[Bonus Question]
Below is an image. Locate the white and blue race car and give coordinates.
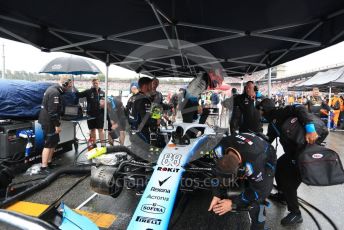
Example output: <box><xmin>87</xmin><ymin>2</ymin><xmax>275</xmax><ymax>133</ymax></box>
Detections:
<box><xmin>90</xmin><ymin>123</ymin><xmax>230</xmax><ymax>230</ymax></box>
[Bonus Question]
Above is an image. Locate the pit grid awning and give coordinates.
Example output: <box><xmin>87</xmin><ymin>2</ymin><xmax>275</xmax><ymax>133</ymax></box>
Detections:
<box><xmin>288</xmin><ymin>67</ymin><xmax>344</xmax><ymax>91</ymax></box>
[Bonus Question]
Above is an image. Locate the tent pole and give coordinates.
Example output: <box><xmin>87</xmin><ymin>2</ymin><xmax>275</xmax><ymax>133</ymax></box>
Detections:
<box><xmin>103</xmin><ymin>54</ymin><xmax>110</xmax><ymax>144</ymax></box>
<box><xmin>2</xmin><ymin>44</ymin><xmax>5</xmax><ymax>79</ymax></box>
<box><xmin>327</xmin><ymin>86</ymin><xmax>332</xmax><ymax>130</ymax></box>
<box><xmin>268</xmin><ymin>67</ymin><xmax>272</xmax><ymax>98</ymax></box>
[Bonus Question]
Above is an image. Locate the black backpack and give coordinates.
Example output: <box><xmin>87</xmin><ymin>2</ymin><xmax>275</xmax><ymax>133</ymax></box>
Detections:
<box><xmin>280</xmin><ymin>114</ymin><xmax>328</xmax><ymax>146</ymax></box>
<box><xmin>298</xmin><ymin>144</ymin><xmax>344</xmax><ymax>186</ymax></box>
<box><xmin>274</xmin><ymin>116</ymin><xmax>344</xmax><ymax>186</ymax></box>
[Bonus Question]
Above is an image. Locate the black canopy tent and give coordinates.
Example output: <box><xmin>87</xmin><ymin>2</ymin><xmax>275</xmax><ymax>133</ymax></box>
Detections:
<box><xmin>1</xmin><ymin>0</ymin><xmax>344</xmax><ymax>78</ymax></box>
<box><xmin>1</xmin><ymin>0</ymin><xmax>344</xmax><ymax>135</ymax></box>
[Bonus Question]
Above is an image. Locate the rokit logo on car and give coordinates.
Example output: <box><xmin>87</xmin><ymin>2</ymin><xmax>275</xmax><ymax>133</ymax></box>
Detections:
<box><xmin>141</xmin><ymin>203</ymin><xmax>166</xmax><ymax>214</ymax></box>
<box><xmin>151</xmin><ymin>187</ymin><xmax>171</xmax><ymax>193</ymax></box>
<box><xmin>146</xmin><ymin>194</ymin><xmax>169</xmax><ymax>202</ymax></box>
<box><xmin>157</xmin><ymin>167</ymin><xmax>180</xmax><ymax>173</ymax></box>
<box><xmin>135</xmin><ymin>216</ymin><xmax>161</xmax><ymax>225</ymax></box>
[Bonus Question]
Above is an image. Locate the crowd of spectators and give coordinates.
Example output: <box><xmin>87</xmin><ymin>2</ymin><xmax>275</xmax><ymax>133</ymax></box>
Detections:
<box><xmin>257</xmin><ymin>79</ymin><xmax>305</xmax><ymax>96</ymax></box>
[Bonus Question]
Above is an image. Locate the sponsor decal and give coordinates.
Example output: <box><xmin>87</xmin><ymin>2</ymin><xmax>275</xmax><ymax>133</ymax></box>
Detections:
<box><xmin>252</xmin><ymin>172</ymin><xmax>263</xmax><ymax>182</ymax></box>
<box><xmin>51</xmin><ymin>64</ymin><xmax>62</xmax><ymax>70</ymax></box>
<box><xmin>245</xmin><ymin>163</ymin><xmax>254</xmax><ymax>177</ymax></box>
<box><xmin>243</xmin><ymin>132</ymin><xmax>256</xmax><ymax>137</ymax></box>
<box><xmin>235</xmin><ymin>135</ymin><xmax>253</xmax><ymax>145</ymax></box>
<box><xmin>53</xmin><ymin>96</ymin><xmax>59</xmax><ymax>104</ymax></box>
<box><xmin>158</xmin><ymin>176</ymin><xmax>171</xmax><ymax>186</ymax></box>
<box><xmin>157</xmin><ymin>167</ymin><xmax>180</xmax><ymax>173</ymax></box>
<box><xmin>141</xmin><ymin>203</ymin><xmax>166</xmax><ymax>214</ymax></box>
<box><xmin>151</xmin><ymin>186</ymin><xmax>170</xmax><ymax>193</ymax></box>
<box><xmin>291</xmin><ymin>118</ymin><xmax>298</xmax><ymax>124</ymax></box>
<box><xmin>146</xmin><ymin>194</ymin><xmax>169</xmax><ymax>202</ymax></box>
<box><xmin>135</xmin><ymin>216</ymin><xmax>161</xmax><ymax>225</ymax></box>
<box><xmin>214</xmin><ymin>146</ymin><xmax>223</xmax><ymax>158</ymax></box>
<box><xmin>161</xmin><ymin>153</ymin><xmax>182</xmax><ymax>166</ymax></box>
<box><xmin>312</xmin><ymin>153</ymin><xmax>323</xmax><ymax>159</ymax></box>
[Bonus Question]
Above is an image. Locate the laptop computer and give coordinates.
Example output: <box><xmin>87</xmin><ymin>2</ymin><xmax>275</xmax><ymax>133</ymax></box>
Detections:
<box><xmin>62</xmin><ymin>105</ymin><xmax>82</xmax><ymax>120</ymax></box>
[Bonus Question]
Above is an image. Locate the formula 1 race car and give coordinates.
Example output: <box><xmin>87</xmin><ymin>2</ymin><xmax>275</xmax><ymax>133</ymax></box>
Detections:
<box><xmin>90</xmin><ymin>123</ymin><xmax>230</xmax><ymax>230</ymax></box>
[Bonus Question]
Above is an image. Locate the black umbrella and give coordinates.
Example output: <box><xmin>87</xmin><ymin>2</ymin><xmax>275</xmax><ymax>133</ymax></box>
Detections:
<box><xmin>39</xmin><ymin>56</ymin><xmax>101</xmax><ymax>75</ymax></box>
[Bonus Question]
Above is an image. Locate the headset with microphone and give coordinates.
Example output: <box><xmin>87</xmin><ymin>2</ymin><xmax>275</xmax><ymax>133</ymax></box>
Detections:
<box><xmin>62</xmin><ymin>78</ymin><xmax>72</xmax><ymax>88</ymax></box>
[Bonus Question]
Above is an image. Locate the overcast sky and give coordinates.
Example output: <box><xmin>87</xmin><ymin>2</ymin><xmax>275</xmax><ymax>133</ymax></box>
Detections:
<box><xmin>1</xmin><ymin>37</ymin><xmax>344</xmax><ymax>79</ymax></box>
<box><xmin>0</xmin><ymin>38</ymin><xmax>138</xmax><ymax>79</ymax></box>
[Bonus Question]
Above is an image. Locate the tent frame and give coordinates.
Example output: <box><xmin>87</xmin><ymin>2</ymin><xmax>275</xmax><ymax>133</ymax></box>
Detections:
<box><xmin>1</xmin><ymin>6</ymin><xmax>344</xmax><ymax>77</ymax></box>
<box><xmin>2</xmin><ymin>3</ymin><xmax>344</xmax><ymax>141</ymax></box>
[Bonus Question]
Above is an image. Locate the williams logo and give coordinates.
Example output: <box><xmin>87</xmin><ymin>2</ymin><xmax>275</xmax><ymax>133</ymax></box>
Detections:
<box><xmin>157</xmin><ymin>167</ymin><xmax>180</xmax><ymax>173</ymax></box>
<box><xmin>135</xmin><ymin>216</ymin><xmax>161</xmax><ymax>225</ymax></box>
<box><xmin>141</xmin><ymin>203</ymin><xmax>166</xmax><ymax>214</ymax></box>
<box><xmin>291</xmin><ymin>118</ymin><xmax>298</xmax><ymax>124</ymax></box>
<box><xmin>147</xmin><ymin>194</ymin><xmax>169</xmax><ymax>202</ymax></box>
<box><xmin>159</xmin><ymin>176</ymin><xmax>171</xmax><ymax>186</ymax></box>
<box><xmin>312</xmin><ymin>153</ymin><xmax>323</xmax><ymax>159</ymax></box>
<box><xmin>151</xmin><ymin>186</ymin><xmax>170</xmax><ymax>193</ymax></box>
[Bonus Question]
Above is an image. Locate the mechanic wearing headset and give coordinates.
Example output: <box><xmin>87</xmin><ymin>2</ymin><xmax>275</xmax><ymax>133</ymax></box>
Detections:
<box><xmin>256</xmin><ymin>98</ymin><xmax>319</xmax><ymax>226</ymax></box>
<box><xmin>209</xmin><ymin>133</ymin><xmax>276</xmax><ymax>230</ymax></box>
<box><xmin>38</xmin><ymin>75</ymin><xmax>73</xmax><ymax>174</ymax></box>
<box><xmin>230</xmin><ymin>81</ymin><xmax>264</xmax><ymax>135</ymax></box>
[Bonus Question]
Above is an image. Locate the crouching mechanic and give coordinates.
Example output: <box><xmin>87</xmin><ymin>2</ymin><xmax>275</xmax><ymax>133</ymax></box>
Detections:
<box><xmin>208</xmin><ymin>133</ymin><xmax>276</xmax><ymax>230</ymax></box>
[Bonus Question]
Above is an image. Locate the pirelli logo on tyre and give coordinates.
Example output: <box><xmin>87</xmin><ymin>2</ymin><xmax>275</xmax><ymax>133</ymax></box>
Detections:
<box><xmin>135</xmin><ymin>216</ymin><xmax>161</xmax><ymax>225</ymax></box>
<box><xmin>141</xmin><ymin>203</ymin><xmax>166</xmax><ymax>214</ymax></box>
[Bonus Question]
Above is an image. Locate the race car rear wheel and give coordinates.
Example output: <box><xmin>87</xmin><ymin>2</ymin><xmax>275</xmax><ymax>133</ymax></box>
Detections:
<box><xmin>90</xmin><ymin>166</ymin><xmax>123</xmax><ymax>198</ymax></box>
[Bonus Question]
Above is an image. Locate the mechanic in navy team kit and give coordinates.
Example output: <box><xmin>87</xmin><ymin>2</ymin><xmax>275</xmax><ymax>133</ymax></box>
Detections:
<box><xmin>256</xmin><ymin>98</ymin><xmax>321</xmax><ymax>226</ymax></box>
<box><xmin>230</xmin><ymin>81</ymin><xmax>264</xmax><ymax>134</ymax></box>
<box><xmin>209</xmin><ymin>133</ymin><xmax>276</xmax><ymax>230</ymax></box>
<box><xmin>77</xmin><ymin>78</ymin><xmax>106</xmax><ymax>146</ymax></box>
<box><xmin>38</xmin><ymin>75</ymin><xmax>73</xmax><ymax>174</ymax></box>
<box><xmin>126</xmin><ymin>77</ymin><xmax>159</xmax><ymax>144</ymax></box>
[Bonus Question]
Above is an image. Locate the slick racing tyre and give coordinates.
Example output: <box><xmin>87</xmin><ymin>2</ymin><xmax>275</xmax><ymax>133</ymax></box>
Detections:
<box><xmin>90</xmin><ymin>166</ymin><xmax>124</xmax><ymax>198</ymax></box>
